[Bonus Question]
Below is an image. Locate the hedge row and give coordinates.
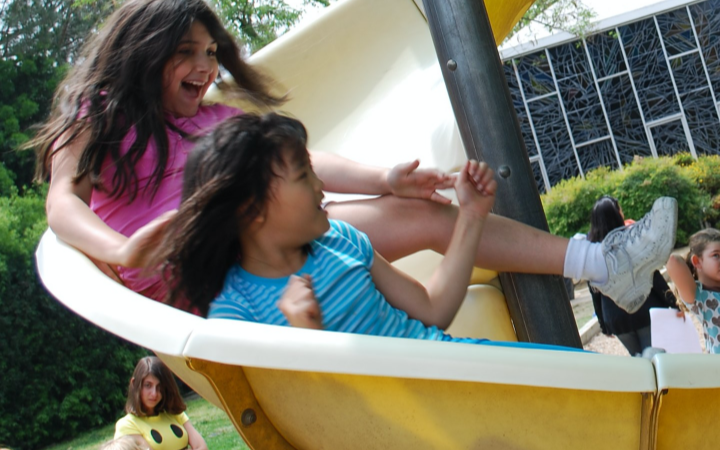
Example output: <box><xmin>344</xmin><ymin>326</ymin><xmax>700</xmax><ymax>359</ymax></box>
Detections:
<box><xmin>0</xmin><ymin>165</ymin><xmax>148</xmax><ymax>450</ymax></box>
<box><xmin>542</xmin><ymin>154</ymin><xmax>720</xmax><ymax>246</ymax></box>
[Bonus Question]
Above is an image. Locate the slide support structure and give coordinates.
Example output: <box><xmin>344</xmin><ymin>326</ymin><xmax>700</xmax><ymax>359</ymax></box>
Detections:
<box><xmin>422</xmin><ymin>0</ymin><xmax>582</xmax><ymax>347</ymax></box>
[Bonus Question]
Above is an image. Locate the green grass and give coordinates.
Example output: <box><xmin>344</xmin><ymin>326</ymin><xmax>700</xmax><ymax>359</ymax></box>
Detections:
<box><xmin>44</xmin><ymin>397</ymin><xmax>249</xmax><ymax>450</ymax></box>
<box><xmin>185</xmin><ymin>397</ymin><xmax>248</xmax><ymax>450</ymax></box>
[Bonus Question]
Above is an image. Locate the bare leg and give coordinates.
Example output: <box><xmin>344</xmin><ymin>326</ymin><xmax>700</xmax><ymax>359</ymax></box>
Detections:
<box><xmin>325</xmin><ymin>195</ymin><xmax>568</xmax><ymax>274</ymax></box>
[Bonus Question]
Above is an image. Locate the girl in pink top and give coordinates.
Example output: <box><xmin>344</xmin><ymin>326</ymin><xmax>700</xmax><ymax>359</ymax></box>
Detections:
<box><xmin>33</xmin><ymin>0</ymin><xmax>674</xmax><ymax>312</ymax></box>
<box><xmin>32</xmin><ymin>0</ymin><xmax>454</xmax><ymax>304</ymax></box>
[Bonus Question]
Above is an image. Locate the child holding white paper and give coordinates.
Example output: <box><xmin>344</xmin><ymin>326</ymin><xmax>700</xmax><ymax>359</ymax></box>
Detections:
<box><xmin>667</xmin><ymin>228</ymin><xmax>720</xmax><ymax>354</ymax></box>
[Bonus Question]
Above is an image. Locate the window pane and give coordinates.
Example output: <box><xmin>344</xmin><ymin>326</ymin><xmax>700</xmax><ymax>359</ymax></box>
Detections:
<box><xmin>577</xmin><ymin>139</ymin><xmax>619</xmax><ymax>174</ymax></box>
<box><xmin>681</xmin><ymin>88</ymin><xmax>720</xmax><ymax>155</ymax></box>
<box><xmin>671</xmin><ymin>51</ymin><xmax>709</xmax><ymax>96</ymax></box>
<box><xmin>690</xmin><ymin>0</ymin><xmax>720</xmax><ymax>95</ymax></box>
<box><xmin>527</xmin><ymin>95</ymin><xmax>579</xmax><ymax>185</ymax></box>
<box><xmin>650</xmin><ymin>120</ymin><xmax>690</xmax><ymax>156</ymax></box>
<box><xmin>516</xmin><ymin>51</ymin><xmax>556</xmax><ymax>99</ymax></box>
<box><xmin>621</xmin><ymin>19</ymin><xmax>680</xmax><ymax>121</ymax></box>
<box><xmin>586</xmin><ymin>31</ymin><xmax>627</xmax><ymax>79</ymax></box>
<box><xmin>657</xmin><ymin>8</ymin><xmax>697</xmax><ymax>56</ymax></box>
<box><xmin>599</xmin><ymin>74</ymin><xmax>652</xmax><ymax>163</ymax></box>
<box><xmin>549</xmin><ymin>44</ymin><xmax>608</xmax><ymax>143</ymax></box>
<box><xmin>505</xmin><ymin>61</ymin><xmax>538</xmax><ymax>156</ymax></box>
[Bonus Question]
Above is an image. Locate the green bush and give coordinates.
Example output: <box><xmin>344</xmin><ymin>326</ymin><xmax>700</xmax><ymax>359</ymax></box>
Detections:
<box><xmin>0</xmin><ymin>185</ymin><xmax>148</xmax><ymax>450</ymax></box>
<box><xmin>673</xmin><ymin>152</ymin><xmax>695</xmax><ymax>167</ymax></box>
<box><xmin>0</xmin><ymin>162</ymin><xmax>16</xmax><ymax>198</ymax></box>
<box><xmin>683</xmin><ymin>154</ymin><xmax>720</xmax><ymax>198</ymax></box>
<box><xmin>542</xmin><ymin>156</ymin><xmax>705</xmax><ymax>246</ymax></box>
<box><xmin>613</xmin><ymin>157</ymin><xmax>704</xmax><ymax>245</ymax></box>
<box><xmin>542</xmin><ymin>166</ymin><xmax>620</xmax><ymax>238</ymax></box>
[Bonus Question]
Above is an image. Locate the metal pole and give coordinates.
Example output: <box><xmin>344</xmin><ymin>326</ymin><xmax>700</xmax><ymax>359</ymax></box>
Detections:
<box><xmin>422</xmin><ymin>0</ymin><xmax>582</xmax><ymax>347</ymax></box>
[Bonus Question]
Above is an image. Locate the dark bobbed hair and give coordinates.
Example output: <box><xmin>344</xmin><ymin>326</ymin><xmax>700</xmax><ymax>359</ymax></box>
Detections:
<box><xmin>157</xmin><ymin>113</ymin><xmax>309</xmax><ymax>315</ymax></box>
<box><xmin>126</xmin><ymin>356</ymin><xmax>186</xmax><ymax>417</ymax></box>
<box><xmin>587</xmin><ymin>195</ymin><xmax>625</xmax><ymax>243</ymax></box>
<box><xmin>32</xmin><ymin>0</ymin><xmax>285</xmax><ymax>201</ymax></box>
<box><xmin>686</xmin><ymin>228</ymin><xmax>720</xmax><ymax>280</ymax></box>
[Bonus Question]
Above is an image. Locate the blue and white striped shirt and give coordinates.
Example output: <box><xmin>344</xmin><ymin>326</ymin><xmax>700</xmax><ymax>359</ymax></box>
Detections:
<box><xmin>209</xmin><ymin>220</ymin><xmax>447</xmax><ymax>340</ymax></box>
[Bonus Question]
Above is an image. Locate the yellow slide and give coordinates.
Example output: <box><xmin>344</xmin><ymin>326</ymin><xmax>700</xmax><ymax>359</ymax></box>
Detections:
<box><xmin>36</xmin><ymin>1</ymin><xmax>713</xmax><ymax>449</ymax></box>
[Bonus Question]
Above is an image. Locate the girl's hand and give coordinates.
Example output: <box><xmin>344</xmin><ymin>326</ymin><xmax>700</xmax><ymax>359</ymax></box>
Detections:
<box><xmin>117</xmin><ymin>211</ymin><xmax>177</xmax><ymax>268</ymax></box>
<box><xmin>387</xmin><ymin>160</ymin><xmax>456</xmax><ymax>204</ymax></box>
<box><xmin>278</xmin><ymin>275</ymin><xmax>323</xmax><ymax>329</ymax></box>
<box><xmin>454</xmin><ymin>160</ymin><xmax>496</xmax><ymax>220</ymax></box>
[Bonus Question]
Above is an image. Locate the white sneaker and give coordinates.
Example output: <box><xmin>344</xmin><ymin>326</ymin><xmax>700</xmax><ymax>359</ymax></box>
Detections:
<box><xmin>589</xmin><ymin>197</ymin><xmax>678</xmax><ymax>313</ymax></box>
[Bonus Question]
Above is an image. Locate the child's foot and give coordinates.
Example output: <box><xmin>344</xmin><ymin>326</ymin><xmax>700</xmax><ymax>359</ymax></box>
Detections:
<box><xmin>589</xmin><ymin>197</ymin><xmax>678</xmax><ymax>313</ymax></box>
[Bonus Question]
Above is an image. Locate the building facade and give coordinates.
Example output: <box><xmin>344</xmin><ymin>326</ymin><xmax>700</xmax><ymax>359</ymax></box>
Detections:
<box><xmin>502</xmin><ymin>0</ymin><xmax>720</xmax><ymax>192</ymax></box>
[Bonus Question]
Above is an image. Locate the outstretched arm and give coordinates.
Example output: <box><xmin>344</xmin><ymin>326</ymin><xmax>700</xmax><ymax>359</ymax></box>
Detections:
<box><xmin>666</xmin><ymin>254</ymin><xmax>697</xmax><ymax>304</ymax></box>
<box><xmin>46</xmin><ymin>131</ymin><xmax>171</xmax><ymax>268</ymax></box>
<box><xmin>310</xmin><ymin>151</ymin><xmax>455</xmax><ymax>204</ymax></box>
<box><xmin>370</xmin><ymin>161</ymin><xmax>497</xmax><ymax>329</ymax></box>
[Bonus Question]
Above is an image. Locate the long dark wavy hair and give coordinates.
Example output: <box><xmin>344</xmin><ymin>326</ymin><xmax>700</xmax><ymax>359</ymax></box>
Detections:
<box><xmin>156</xmin><ymin>113</ymin><xmax>309</xmax><ymax>316</ymax></box>
<box><xmin>587</xmin><ymin>195</ymin><xmax>625</xmax><ymax>243</ymax></box>
<box><xmin>32</xmin><ymin>0</ymin><xmax>285</xmax><ymax>201</ymax></box>
<box><xmin>126</xmin><ymin>356</ymin><xmax>185</xmax><ymax>417</ymax></box>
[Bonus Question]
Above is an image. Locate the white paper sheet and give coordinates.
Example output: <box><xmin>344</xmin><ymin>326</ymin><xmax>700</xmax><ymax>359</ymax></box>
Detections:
<box><xmin>650</xmin><ymin>308</ymin><xmax>703</xmax><ymax>354</ymax></box>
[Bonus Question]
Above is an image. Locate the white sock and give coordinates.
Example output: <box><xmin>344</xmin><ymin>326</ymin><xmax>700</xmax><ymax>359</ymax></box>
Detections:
<box><xmin>563</xmin><ymin>238</ymin><xmax>609</xmax><ymax>284</ymax></box>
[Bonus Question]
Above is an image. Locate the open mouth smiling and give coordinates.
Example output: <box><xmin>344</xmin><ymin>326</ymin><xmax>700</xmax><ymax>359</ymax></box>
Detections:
<box><xmin>181</xmin><ymin>80</ymin><xmax>207</xmax><ymax>97</ymax></box>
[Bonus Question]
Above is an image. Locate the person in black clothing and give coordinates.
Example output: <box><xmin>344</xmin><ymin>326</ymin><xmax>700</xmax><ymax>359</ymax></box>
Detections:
<box><xmin>588</xmin><ymin>196</ymin><xmax>678</xmax><ymax>356</ymax></box>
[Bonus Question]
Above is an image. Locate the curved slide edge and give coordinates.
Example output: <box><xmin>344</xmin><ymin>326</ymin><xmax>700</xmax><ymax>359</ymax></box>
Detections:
<box><xmin>183</xmin><ymin>317</ymin><xmax>658</xmax><ymax>393</ymax></box>
<box><xmin>35</xmin><ymin>229</ymin><xmax>200</xmax><ymax>356</ymax></box>
<box><xmin>653</xmin><ymin>353</ymin><xmax>720</xmax><ymax>390</ymax></box>
<box><xmin>37</xmin><ymin>228</ymin><xmax>657</xmax><ymax>395</ymax></box>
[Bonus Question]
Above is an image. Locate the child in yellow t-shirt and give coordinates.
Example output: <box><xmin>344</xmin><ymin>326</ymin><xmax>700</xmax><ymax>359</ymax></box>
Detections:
<box><xmin>114</xmin><ymin>357</ymin><xmax>206</xmax><ymax>450</ymax></box>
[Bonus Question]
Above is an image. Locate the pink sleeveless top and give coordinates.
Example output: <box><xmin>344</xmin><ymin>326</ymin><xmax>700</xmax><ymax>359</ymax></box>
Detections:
<box><xmin>90</xmin><ymin>103</ymin><xmax>242</xmax><ymax>304</ymax></box>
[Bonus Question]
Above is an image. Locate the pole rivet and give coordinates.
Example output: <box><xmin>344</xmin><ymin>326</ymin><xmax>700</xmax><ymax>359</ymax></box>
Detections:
<box><xmin>498</xmin><ymin>165</ymin><xmax>511</xmax><ymax>179</ymax></box>
<box><xmin>241</xmin><ymin>409</ymin><xmax>257</xmax><ymax>426</ymax></box>
<box><xmin>447</xmin><ymin>59</ymin><xmax>457</xmax><ymax>71</ymax></box>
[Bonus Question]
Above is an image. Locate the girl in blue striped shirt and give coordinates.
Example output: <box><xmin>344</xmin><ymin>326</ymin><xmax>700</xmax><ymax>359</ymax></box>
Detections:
<box><xmin>157</xmin><ymin>112</ymin><xmax>581</xmax><ymax>351</ymax></box>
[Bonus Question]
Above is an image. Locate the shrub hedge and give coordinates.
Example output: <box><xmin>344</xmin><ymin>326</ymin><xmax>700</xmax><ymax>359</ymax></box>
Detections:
<box><xmin>0</xmin><ymin>181</ymin><xmax>148</xmax><ymax>450</ymax></box>
<box><xmin>541</xmin><ymin>156</ymin><xmax>711</xmax><ymax>246</ymax></box>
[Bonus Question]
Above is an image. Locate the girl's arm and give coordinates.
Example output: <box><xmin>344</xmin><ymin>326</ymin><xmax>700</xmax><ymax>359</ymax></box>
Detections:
<box><xmin>310</xmin><ymin>151</ymin><xmax>455</xmax><ymax>204</ymax></box>
<box><xmin>666</xmin><ymin>254</ymin><xmax>697</xmax><ymax>304</ymax></box>
<box><xmin>651</xmin><ymin>270</ymin><xmax>679</xmax><ymax>308</ymax></box>
<box><xmin>46</xmin><ymin>132</ymin><xmax>171</xmax><ymax>267</ymax></box>
<box><xmin>183</xmin><ymin>420</ymin><xmax>208</xmax><ymax>450</ymax></box>
<box><xmin>369</xmin><ymin>161</ymin><xmax>497</xmax><ymax>329</ymax></box>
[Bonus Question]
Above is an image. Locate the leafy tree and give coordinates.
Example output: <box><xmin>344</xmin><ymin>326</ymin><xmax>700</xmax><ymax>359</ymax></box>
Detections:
<box><xmin>0</xmin><ymin>57</ymin><xmax>67</xmax><ymax>189</ymax></box>
<box><xmin>211</xmin><ymin>0</ymin><xmax>332</xmax><ymax>52</ymax></box>
<box><xmin>0</xmin><ymin>0</ymin><xmax>114</xmax><ymax>189</ymax></box>
<box><xmin>0</xmin><ymin>0</ymin><xmax>115</xmax><ymax>62</ymax></box>
<box><xmin>509</xmin><ymin>0</ymin><xmax>597</xmax><ymax>41</ymax></box>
